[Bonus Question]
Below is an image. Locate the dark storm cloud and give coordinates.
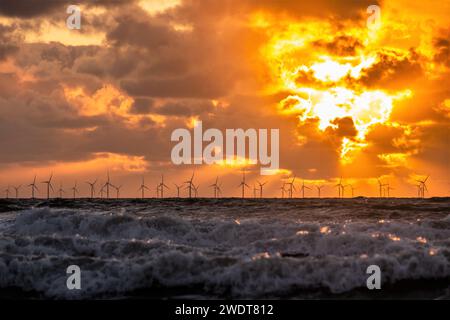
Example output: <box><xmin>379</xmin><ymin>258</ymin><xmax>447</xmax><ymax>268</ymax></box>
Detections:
<box><xmin>0</xmin><ymin>0</ymin><xmax>133</xmax><ymax>18</ymax></box>
<box><xmin>433</xmin><ymin>29</ymin><xmax>450</xmax><ymax>68</ymax></box>
<box><xmin>156</xmin><ymin>100</ymin><xmax>215</xmax><ymax>116</ymax></box>
<box><xmin>0</xmin><ymin>0</ymin><xmax>62</xmax><ymax>18</ymax></box>
<box><xmin>130</xmin><ymin>98</ymin><xmax>154</xmax><ymax>114</ymax></box>
<box><xmin>312</xmin><ymin>35</ymin><xmax>363</xmax><ymax>56</ymax></box>
<box><xmin>0</xmin><ymin>24</ymin><xmax>20</xmax><ymax>61</ymax></box>
<box><xmin>121</xmin><ymin>73</ymin><xmax>231</xmax><ymax>99</ymax></box>
<box><xmin>106</xmin><ymin>16</ymin><xmax>177</xmax><ymax>49</ymax></box>
<box><xmin>359</xmin><ymin>49</ymin><xmax>424</xmax><ymax>88</ymax></box>
<box><xmin>330</xmin><ymin>117</ymin><xmax>358</xmax><ymax>138</ymax></box>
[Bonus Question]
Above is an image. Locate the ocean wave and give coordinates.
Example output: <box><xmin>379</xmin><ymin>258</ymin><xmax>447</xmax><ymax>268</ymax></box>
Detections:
<box><xmin>0</xmin><ymin>204</ymin><xmax>449</xmax><ymax>299</ymax></box>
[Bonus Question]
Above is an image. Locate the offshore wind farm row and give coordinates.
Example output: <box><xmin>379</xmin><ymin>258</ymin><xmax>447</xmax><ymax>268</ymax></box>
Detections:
<box><xmin>1</xmin><ymin>171</ymin><xmax>431</xmax><ymax>200</ymax></box>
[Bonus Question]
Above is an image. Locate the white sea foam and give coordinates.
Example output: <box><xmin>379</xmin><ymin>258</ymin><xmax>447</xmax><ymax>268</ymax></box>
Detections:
<box><xmin>0</xmin><ymin>201</ymin><xmax>449</xmax><ymax>299</ymax></box>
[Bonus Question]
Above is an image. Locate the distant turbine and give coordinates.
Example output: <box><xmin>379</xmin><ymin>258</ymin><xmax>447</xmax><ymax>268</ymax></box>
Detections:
<box><xmin>158</xmin><ymin>174</ymin><xmax>169</xmax><ymax>198</ymax></box>
<box><xmin>257</xmin><ymin>180</ymin><xmax>267</xmax><ymax>198</ymax></box>
<box><xmin>253</xmin><ymin>184</ymin><xmax>258</xmax><ymax>198</ymax></box>
<box><xmin>209</xmin><ymin>176</ymin><xmax>220</xmax><ymax>198</ymax></box>
<box><xmin>156</xmin><ymin>184</ymin><xmax>161</xmax><ymax>198</ymax></box>
<box><xmin>99</xmin><ymin>185</ymin><xmax>105</xmax><ymax>199</ymax></box>
<box><xmin>316</xmin><ymin>185</ymin><xmax>324</xmax><ymax>198</ymax></box>
<box><xmin>216</xmin><ymin>183</ymin><xmax>223</xmax><ymax>197</ymax></box>
<box><xmin>13</xmin><ymin>185</ymin><xmax>21</xmax><ymax>199</ymax></box>
<box><xmin>286</xmin><ymin>176</ymin><xmax>296</xmax><ymax>198</ymax></box>
<box><xmin>138</xmin><ymin>177</ymin><xmax>150</xmax><ymax>199</ymax></box>
<box><xmin>173</xmin><ymin>183</ymin><xmax>182</xmax><ymax>198</ymax></box>
<box><xmin>71</xmin><ymin>182</ymin><xmax>79</xmax><ymax>199</ymax></box>
<box><xmin>113</xmin><ymin>185</ymin><xmax>122</xmax><ymax>199</ymax></box>
<box><xmin>193</xmin><ymin>184</ymin><xmax>199</xmax><ymax>198</ymax></box>
<box><xmin>280</xmin><ymin>182</ymin><xmax>287</xmax><ymax>198</ymax></box>
<box><xmin>102</xmin><ymin>171</ymin><xmax>113</xmax><ymax>199</ymax></box>
<box><xmin>385</xmin><ymin>183</ymin><xmax>394</xmax><ymax>197</ymax></box>
<box><xmin>415</xmin><ymin>184</ymin><xmax>421</xmax><ymax>197</ymax></box>
<box><xmin>57</xmin><ymin>183</ymin><xmax>65</xmax><ymax>198</ymax></box>
<box><xmin>238</xmin><ymin>170</ymin><xmax>250</xmax><ymax>198</ymax></box>
<box><xmin>377</xmin><ymin>178</ymin><xmax>388</xmax><ymax>198</ymax></box>
<box><xmin>348</xmin><ymin>184</ymin><xmax>356</xmax><ymax>198</ymax></box>
<box><xmin>41</xmin><ymin>173</ymin><xmax>54</xmax><ymax>199</ymax></box>
<box><xmin>184</xmin><ymin>171</ymin><xmax>195</xmax><ymax>198</ymax></box>
<box><xmin>28</xmin><ymin>175</ymin><xmax>39</xmax><ymax>199</ymax></box>
<box><xmin>85</xmin><ymin>179</ymin><xmax>97</xmax><ymax>199</ymax></box>
<box><xmin>416</xmin><ymin>175</ymin><xmax>429</xmax><ymax>198</ymax></box>
<box><xmin>299</xmin><ymin>180</ymin><xmax>311</xmax><ymax>198</ymax></box>
<box><xmin>4</xmin><ymin>185</ymin><xmax>10</xmax><ymax>199</ymax></box>
<box><xmin>335</xmin><ymin>177</ymin><xmax>344</xmax><ymax>198</ymax></box>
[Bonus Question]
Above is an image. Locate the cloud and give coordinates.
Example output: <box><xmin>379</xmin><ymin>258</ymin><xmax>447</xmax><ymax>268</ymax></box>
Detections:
<box><xmin>433</xmin><ymin>28</ymin><xmax>450</xmax><ymax>68</ymax></box>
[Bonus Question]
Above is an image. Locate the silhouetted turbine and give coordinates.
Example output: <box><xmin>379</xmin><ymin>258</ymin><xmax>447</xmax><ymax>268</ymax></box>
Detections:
<box><xmin>85</xmin><ymin>179</ymin><xmax>97</xmax><ymax>199</ymax></box>
<box><xmin>299</xmin><ymin>180</ymin><xmax>310</xmax><ymax>198</ymax></box>
<box><xmin>13</xmin><ymin>185</ymin><xmax>21</xmax><ymax>199</ymax></box>
<box><xmin>28</xmin><ymin>175</ymin><xmax>39</xmax><ymax>199</ymax></box>
<box><xmin>41</xmin><ymin>173</ymin><xmax>54</xmax><ymax>199</ymax></box>
<box><xmin>238</xmin><ymin>170</ymin><xmax>250</xmax><ymax>198</ymax></box>
<box><xmin>138</xmin><ymin>177</ymin><xmax>150</xmax><ymax>199</ymax></box>
<box><xmin>316</xmin><ymin>185</ymin><xmax>324</xmax><ymax>198</ymax></box>
<box><xmin>257</xmin><ymin>180</ymin><xmax>267</xmax><ymax>198</ymax></box>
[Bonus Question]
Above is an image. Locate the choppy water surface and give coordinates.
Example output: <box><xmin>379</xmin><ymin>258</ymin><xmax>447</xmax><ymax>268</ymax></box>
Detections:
<box><xmin>0</xmin><ymin>198</ymin><xmax>449</xmax><ymax>299</ymax></box>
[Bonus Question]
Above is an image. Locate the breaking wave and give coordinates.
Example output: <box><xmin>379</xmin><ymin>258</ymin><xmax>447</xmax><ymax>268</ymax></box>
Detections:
<box><xmin>0</xmin><ymin>199</ymin><xmax>449</xmax><ymax>299</ymax></box>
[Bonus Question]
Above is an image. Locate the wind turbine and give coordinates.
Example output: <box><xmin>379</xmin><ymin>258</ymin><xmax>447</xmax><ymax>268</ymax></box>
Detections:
<box><xmin>210</xmin><ymin>176</ymin><xmax>220</xmax><ymax>198</ymax></box>
<box><xmin>41</xmin><ymin>173</ymin><xmax>54</xmax><ymax>199</ymax></box>
<box><xmin>416</xmin><ymin>175</ymin><xmax>429</xmax><ymax>198</ymax></box>
<box><xmin>28</xmin><ymin>175</ymin><xmax>39</xmax><ymax>199</ymax></box>
<box><xmin>138</xmin><ymin>177</ymin><xmax>150</xmax><ymax>199</ymax></box>
<box><xmin>257</xmin><ymin>180</ymin><xmax>267</xmax><ymax>198</ymax></box>
<box><xmin>377</xmin><ymin>178</ymin><xmax>388</xmax><ymax>198</ymax></box>
<box><xmin>71</xmin><ymin>182</ymin><xmax>79</xmax><ymax>199</ymax></box>
<box><xmin>158</xmin><ymin>174</ymin><xmax>169</xmax><ymax>198</ymax></box>
<box><xmin>102</xmin><ymin>171</ymin><xmax>113</xmax><ymax>199</ymax></box>
<box><xmin>184</xmin><ymin>171</ymin><xmax>195</xmax><ymax>198</ymax></box>
<box><xmin>174</xmin><ymin>183</ymin><xmax>182</xmax><ymax>198</ymax></box>
<box><xmin>156</xmin><ymin>184</ymin><xmax>161</xmax><ymax>198</ymax></box>
<box><xmin>193</xmin><ymin>184</ymin><xmax>199</xmax><ymax>198</ymax></box>
<box><xmin>57</xmin><ymin>183</ymin><xmax>65</xmax><ymax>198</ymax></box>
<box><xmin>85</xmin><ymin>179</ymin><xmax>97</xmax><ymax>199</ymax></box>
<box><xmin>99</xmin><ymin>185</ymin><xmax>105</xmax><ymax>199</ymax></box>
<box><xmin>4</xmin><ymin>186</ymin><xmax>10</xmax><ymax>199</ymax></box>
<box><xmin>216</xmin><ymin>183</ymin><xmax>223</xmax><ymax>198</ymax></box>
<box><xmin>385</xmin><ymin>183</ymin><xmax>394</xmax><ymax>197</ymax></box>
<box><xmin>348</xmin><ymin>184</ymin><xmax>356</xmax><ymax>198</ymax></box>
<box><xmin>299</xmin><ymin>180</ymin><xmax>310</xmax><ymax>198</ymax></box>
<box><xmin>253</xmin><ymin>184</ymin><xmax>258</xmax><ymax>198</ymax></box>
<box><xmin>280</xmin><ymin>183</ymin><xmax>287</xmax><ymax>198</ymax></box>
<box><xmin>13</xmin><ymin>185</ymin><xmax>21</xmax><ymax>199</ymax></box>
<box><xmin>286</xmin><ymin>176</ymin><xmax>296</xmax><ymax>198</ymax></box>
<box><xmin>113</xmin><ymin>185</ymin><xmax>122</xmax><ymax>199</ymax></box>
<box><xmin>238</xmin><ymin>170</ymin><xmax>250</xmax><ymax>198</ymax></box>
<box><xmin>335</xmin><ymin>177</ymin><xmax>344</xmax><ymax>198</ymax></box>
<box><xmin>316</xmin><ymin>185</ymin><xmax>324</xmax><ymax>198</ymax></box>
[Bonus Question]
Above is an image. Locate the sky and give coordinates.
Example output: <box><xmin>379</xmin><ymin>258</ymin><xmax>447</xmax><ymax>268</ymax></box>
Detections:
<box><xmin>0</xmin><ymin>0</ymin><xmax>449</xmax><ymax>198</ymax></box>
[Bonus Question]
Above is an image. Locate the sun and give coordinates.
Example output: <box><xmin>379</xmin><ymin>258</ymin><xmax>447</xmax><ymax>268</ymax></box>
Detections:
<box><xmin>262</xmin><ymin>20</ymin><xmax>413</xmax><ymax>163</ymax></box>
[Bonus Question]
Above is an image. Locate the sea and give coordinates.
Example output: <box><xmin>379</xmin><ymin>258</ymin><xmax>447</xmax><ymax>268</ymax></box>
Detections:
<box><xmin>0</xmin><ymin>198</ymin><xmax>449</xmax><ymax>299</ymax></box>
